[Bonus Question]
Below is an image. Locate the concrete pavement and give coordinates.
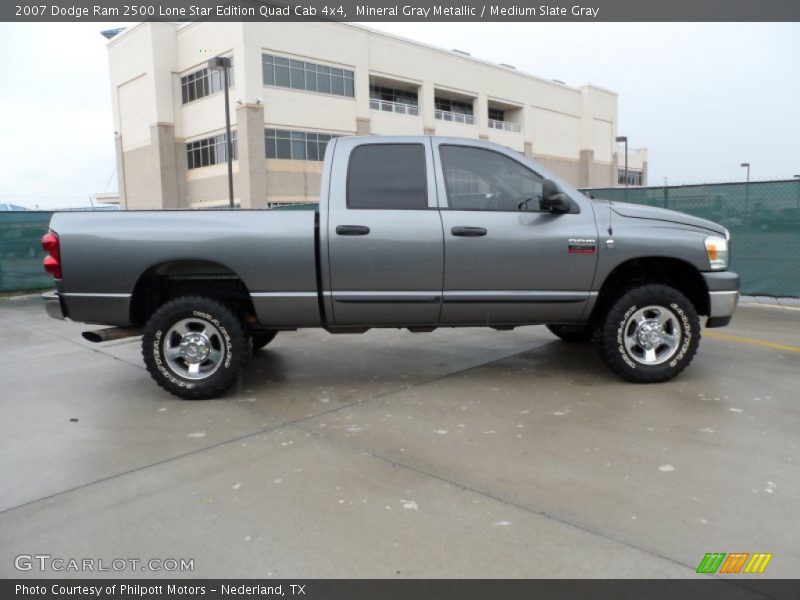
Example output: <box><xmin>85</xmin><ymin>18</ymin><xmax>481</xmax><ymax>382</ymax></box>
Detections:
<box><xmin>0</xmin><ymin>295</ymin><xmax>797</xmax><ymax>578</ymax></box>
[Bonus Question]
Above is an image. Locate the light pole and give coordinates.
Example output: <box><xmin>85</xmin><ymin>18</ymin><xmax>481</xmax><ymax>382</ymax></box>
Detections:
<box><xmin>616</xmin><ymin>135</ymin><xmax>628</xmax><ymax>203</ymax></box>
<box><xmin>208</xmin><ymin>56</ymin><xmax>234</xmax><ymax>208</ymax></box>
<box><xmin>794</xmin><ymin>174</ymin><xmax>800</xmax><ymax>209</ymax></box>
<box><xmin>616</xmin><ymin>135</ymin><xmax>628</xmax><ymax>187</ymax></box>
<box><xmin>740</xmin><ymin>162</ymin><xmax>750</xmax><ymax>214</ymax></box>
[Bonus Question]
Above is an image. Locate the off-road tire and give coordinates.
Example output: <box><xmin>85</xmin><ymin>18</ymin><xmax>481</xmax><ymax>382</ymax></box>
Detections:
<box><xmin>546</xmin><ymin>324</ymin><xmax>594</xmax><ymax>343</ymax></box>
<box><xmin>251</xmin><ymin>331</ymin><xmax>278</xmax><ymax>352</ymax></box>
<box><xmin>142</xmin><ymin>296</ymin><xmax>249</xmax><ymax>400</ymax></box>
<box><xmin>598</xmin><ymin>284</ymin><xmax>700</xmax><ymax>383</ymax></box>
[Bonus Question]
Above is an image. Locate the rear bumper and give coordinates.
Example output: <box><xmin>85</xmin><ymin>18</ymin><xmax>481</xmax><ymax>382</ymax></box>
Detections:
<box><xmin>703</xmin><ymin>271</ymin><xmax>739</xmax><ymax>328</ymax></box>
<box><xmin>42</xmin><ymin>290</ymin><xmax>67</xmax><ymax>320</ymax></box>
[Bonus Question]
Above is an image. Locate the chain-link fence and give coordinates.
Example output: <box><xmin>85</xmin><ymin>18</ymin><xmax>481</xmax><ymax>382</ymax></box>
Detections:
<box><xmin>0</xmin><ymin>212</ymin><xmax>53</xmax><ymax>293</ymax></box>
<box><xmin>584</xmin><ymin>180</ymin><xmax>800</xmax><ymax>297</ymax></box>
<box><xmin>2</xmin><ymin>181</ymin><xmax>800</xmax><ymax>296</ymax></box>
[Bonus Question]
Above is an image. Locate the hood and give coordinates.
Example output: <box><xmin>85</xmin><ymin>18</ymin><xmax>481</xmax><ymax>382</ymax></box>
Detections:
<box><xmin>607</xmin><ymin>201</ymin><xmax>727</xmax><ymax>236</ymax></box>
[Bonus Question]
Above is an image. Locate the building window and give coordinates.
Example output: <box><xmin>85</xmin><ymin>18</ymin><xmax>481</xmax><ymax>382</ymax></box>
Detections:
<box><xmin>265</xmin><ymin>129</ymin><xmax>342</xmax><ymax>161</ymax></box>
<box><xmin>617</xmin><ymin>168</ymin><xmax>643</xmax><ymax>186</ymax></box>
<box><xmin>435</xmin><ymin>98</ymin><xmax>473</xmax><ymax>115</ymax></box>
<box><xmin>180</xmin><ymin>61</ymin><xmax>234</xmax><ymax>104</ymax></box>
<box><xmin>186</xmin><ymin>132</ymin><xmax>237</xmax><ymax>169</ymax></box>
<box><xmin>488</xmin><ymin>107</ymin><xmax>521</xmax><ymax>132</ymax></box>
<box><xmin>347</xmin><ymin>144</ymin><xmax>428</xmax><ymax>210</ymax></box>
<box><xmin>369</xmin><ymin>85</ymin><xmax>419</xmax><ymax>115</ymax></box>
<box><xmin>435</xmin><ymin>97</ymin><xmax>475</xmax><ymax>125</ymax></box>
<box><xmin>488</xmin><ymin>108</ymin><xmax>505</xmax><ymax>122</ymax></box>
<box><xmin>262</xmin><ymin>54</ymin><xmax>354</xmax><ymax>97</ymax></box>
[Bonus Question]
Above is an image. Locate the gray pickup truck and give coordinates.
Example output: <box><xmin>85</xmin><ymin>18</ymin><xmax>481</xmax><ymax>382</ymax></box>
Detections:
<box><xmin>42</xmin><ymin>136</ymin><xmax>739</xmax><ymax>399</ymax></box>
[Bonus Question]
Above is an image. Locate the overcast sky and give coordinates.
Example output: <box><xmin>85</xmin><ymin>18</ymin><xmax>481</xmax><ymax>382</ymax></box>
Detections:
<box><xmin>0</xmin><ymin>21</ymin><xmax>798</xmax><ymax>209</ymax></box>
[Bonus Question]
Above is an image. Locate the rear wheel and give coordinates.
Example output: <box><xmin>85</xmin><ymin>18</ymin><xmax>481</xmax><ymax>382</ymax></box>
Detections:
<box><xmin>546</xmin><ymin>324</ymin><xmax>594</xmax><ymax>343</ymax></box>
<box><xmin>142</xmin><ymin>296</ymin><xmax>249</xmax><ymax>400</ymax></box>
<box><xmin>598</xmin><ymin>284</ymin><xmax>700</xmax><ymax>383</ymax></box>
<box><xmin>251</xmin><ymin>331</ymin><xmax>277</xmax><ymax>352</ymax></box>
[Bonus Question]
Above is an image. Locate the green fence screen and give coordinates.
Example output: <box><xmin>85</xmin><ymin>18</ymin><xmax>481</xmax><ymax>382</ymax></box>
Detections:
<box><xmin>2</xmin><ymin>182</ymin><xmax>799</xmax><ymax>296</ymax></box>
<box><xmin>584</xmin><ymin>180</ymin><xmax>800</xmax><ymax>297</ymax></box>
<box><xmin>0</xmin><ymin>211</ymin><xmax>53</xmax><ymax>293</ymax></box>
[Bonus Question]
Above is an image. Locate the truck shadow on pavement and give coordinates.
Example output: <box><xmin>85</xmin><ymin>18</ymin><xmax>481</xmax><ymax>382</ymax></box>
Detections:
<box><xmin>232</xmin><ymin>335</ymin><xmax>634</xmax><ymax>423</ymax></box>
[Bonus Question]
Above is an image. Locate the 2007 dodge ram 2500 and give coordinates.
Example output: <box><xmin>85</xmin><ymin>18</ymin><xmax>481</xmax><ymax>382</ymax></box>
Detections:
<box><xmin>42</xmin><ymin>136</ymin><xmax>739</xmax><ymax>399</ymax></box>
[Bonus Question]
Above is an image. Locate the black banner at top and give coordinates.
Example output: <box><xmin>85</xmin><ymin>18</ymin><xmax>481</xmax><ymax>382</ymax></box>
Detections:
<box><xmin>4</xmin><ymin>0</ymin><xmax>800</xmax><ymax>22</ymax></box>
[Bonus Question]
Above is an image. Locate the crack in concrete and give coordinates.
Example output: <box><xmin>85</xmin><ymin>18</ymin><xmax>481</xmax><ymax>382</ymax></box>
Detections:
<box><xmin>0</xmin><ymin>339</ymin><xmax>551</xmax><ymax>515</ymax></box>
<box><xmin>0</xmin><ymin>317</ymin><xmax>781</xmax><ymax>588</ymax></box>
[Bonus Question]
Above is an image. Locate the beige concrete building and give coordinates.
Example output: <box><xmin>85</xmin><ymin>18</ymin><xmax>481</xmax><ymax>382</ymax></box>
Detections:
<box><xmin>107</xmin><ymin>21</ymin><xmax>647</xmax><ymax>209</ymax></box>
<box><xmin>616</xmin><ymin>146</ymin><xmax>648</xmax><ymax>186</ymax></box>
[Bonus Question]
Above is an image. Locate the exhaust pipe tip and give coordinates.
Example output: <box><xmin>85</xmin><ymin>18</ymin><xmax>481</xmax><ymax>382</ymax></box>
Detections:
<box><xmin>81</xmin><ymin>331</ymin><xmax>104</xmax><ymax>343</ymax></box>
<box><xmin>82</xmin><ymin>327</ymin><xmax>142</xmax><ymax>343</ymax></box>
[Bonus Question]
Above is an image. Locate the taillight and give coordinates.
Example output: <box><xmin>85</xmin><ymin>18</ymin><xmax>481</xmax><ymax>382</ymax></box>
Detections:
<box><xmin>42</xmin><ymin>231</ymin><xmax>62</xmax><ymax>279</ymax></box>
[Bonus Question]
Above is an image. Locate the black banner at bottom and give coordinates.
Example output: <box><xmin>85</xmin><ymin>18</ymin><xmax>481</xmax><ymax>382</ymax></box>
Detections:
<box><xmin>4</xmin><ymin>579</ymin><xmax>800</xmax><ymax>600</ymax></box>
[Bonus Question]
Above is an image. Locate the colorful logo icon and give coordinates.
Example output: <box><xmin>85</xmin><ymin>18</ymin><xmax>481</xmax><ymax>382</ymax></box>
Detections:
<box><xmin>696</xmin><ymin>552</ymin><xmax>772</xmax><ymax>574</ymax></box>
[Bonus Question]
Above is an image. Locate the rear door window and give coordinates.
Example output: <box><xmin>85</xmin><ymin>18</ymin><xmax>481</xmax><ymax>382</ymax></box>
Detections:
<box><xmin>347</xmin><ymin>144</ymin><xmax>428</xmax><ymax>209</ymax></box>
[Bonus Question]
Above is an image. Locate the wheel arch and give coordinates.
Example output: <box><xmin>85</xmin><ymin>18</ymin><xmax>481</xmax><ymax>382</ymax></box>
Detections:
<box><xmin>129</xmin><ymin>260</ymin><xmax>258</xmax><ymax>327</ymax></box>
<box><xmin>591</xmin><ymin>257</ymin><xmax>710</xmax><ymax>324</ymax></box>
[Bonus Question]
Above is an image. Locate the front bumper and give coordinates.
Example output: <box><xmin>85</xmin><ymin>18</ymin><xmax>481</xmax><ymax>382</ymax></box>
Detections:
<box><xmin>42</xmin><ymin>290</ymin><xmax>67</xmax><ymax>320</ymax></box>
<box><xmin>702</xmin><ymin>271</ymin><xmax>739</xmax><ymax>327</ymax></box>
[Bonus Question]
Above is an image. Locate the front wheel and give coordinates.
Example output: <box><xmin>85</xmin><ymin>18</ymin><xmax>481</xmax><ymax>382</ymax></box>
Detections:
<box><xmin>598</xmin><ymin>284</ymin><xmax>700</xmax><ymax>383</ymax></box>
<box><xmin>142</xmin><ymin>296</ymin><xmax>249</xmax><ymax>400</ymax></box>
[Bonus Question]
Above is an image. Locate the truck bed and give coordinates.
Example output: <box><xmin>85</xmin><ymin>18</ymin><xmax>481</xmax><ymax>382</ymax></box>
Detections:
<box><xmin>50</xmin><ymin>210</ymin><xmax>321</xmax><ymax>327</ymax></box>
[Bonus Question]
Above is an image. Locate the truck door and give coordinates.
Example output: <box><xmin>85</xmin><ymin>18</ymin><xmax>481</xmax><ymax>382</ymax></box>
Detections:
<box><xmin>433</xmin><ymin>140</ymin><xmax>599</xmax><ymax>325</ymax></box>
<box><xmin>324</xmin><ymin>138</ymin><xmax>444</xmax><ymax>327</ymax></box>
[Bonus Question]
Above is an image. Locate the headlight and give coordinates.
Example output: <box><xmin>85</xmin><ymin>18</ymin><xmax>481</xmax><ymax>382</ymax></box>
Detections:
<box><xmin>705</xmin><ymin>235</ymin><xmax>729</xmax><ymax>270</ymax></box>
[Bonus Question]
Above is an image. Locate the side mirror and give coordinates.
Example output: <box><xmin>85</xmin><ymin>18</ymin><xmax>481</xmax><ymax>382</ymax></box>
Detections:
<box><xmin>541</xmin><ymin>193</ymin><xmax>573</xmax><ymax>214</ymax></box>
<box><xmin>539</xmin><ymin>179</ymin><xmax>576</xmax><ymax>214</ymax></box>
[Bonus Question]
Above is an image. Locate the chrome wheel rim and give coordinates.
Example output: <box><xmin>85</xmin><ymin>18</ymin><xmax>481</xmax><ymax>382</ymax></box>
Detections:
<box><xmin>163</xmin><ymin>318</ymin><xmax>224</xmax><ymax>380</ymax></box>
<box><xmin>622</xmin><ymin>305</ymin><xmax>682</xmax><ymax>366</ymax></box>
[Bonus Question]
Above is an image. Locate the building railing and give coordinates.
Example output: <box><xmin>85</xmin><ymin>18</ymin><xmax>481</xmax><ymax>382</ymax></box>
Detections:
<box><xmin>435</xmin><ymin>110</ymin><xmax>475</xmax><ymax>125</ymax></box>
<box><xmin>616</xmin><ymin>145</ymin><xmax>647</xmax><ymax>158</ymax></box>
<box><xmin>488</xmin><ymin>119</ymin><xmax>521</xmax><ymax>133</ymax></box>
<box><xmin>370</xmin><ymin>98</ymin><xmax>420</xmax><ymax>116</ymax></box>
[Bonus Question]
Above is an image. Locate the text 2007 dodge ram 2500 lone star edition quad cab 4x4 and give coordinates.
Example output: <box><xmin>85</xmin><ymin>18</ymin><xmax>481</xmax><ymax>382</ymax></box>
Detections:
<box><xmin>41</xmin><ymin>136</ymin><xmax>739</xmax><ymax>399</ymax></box>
